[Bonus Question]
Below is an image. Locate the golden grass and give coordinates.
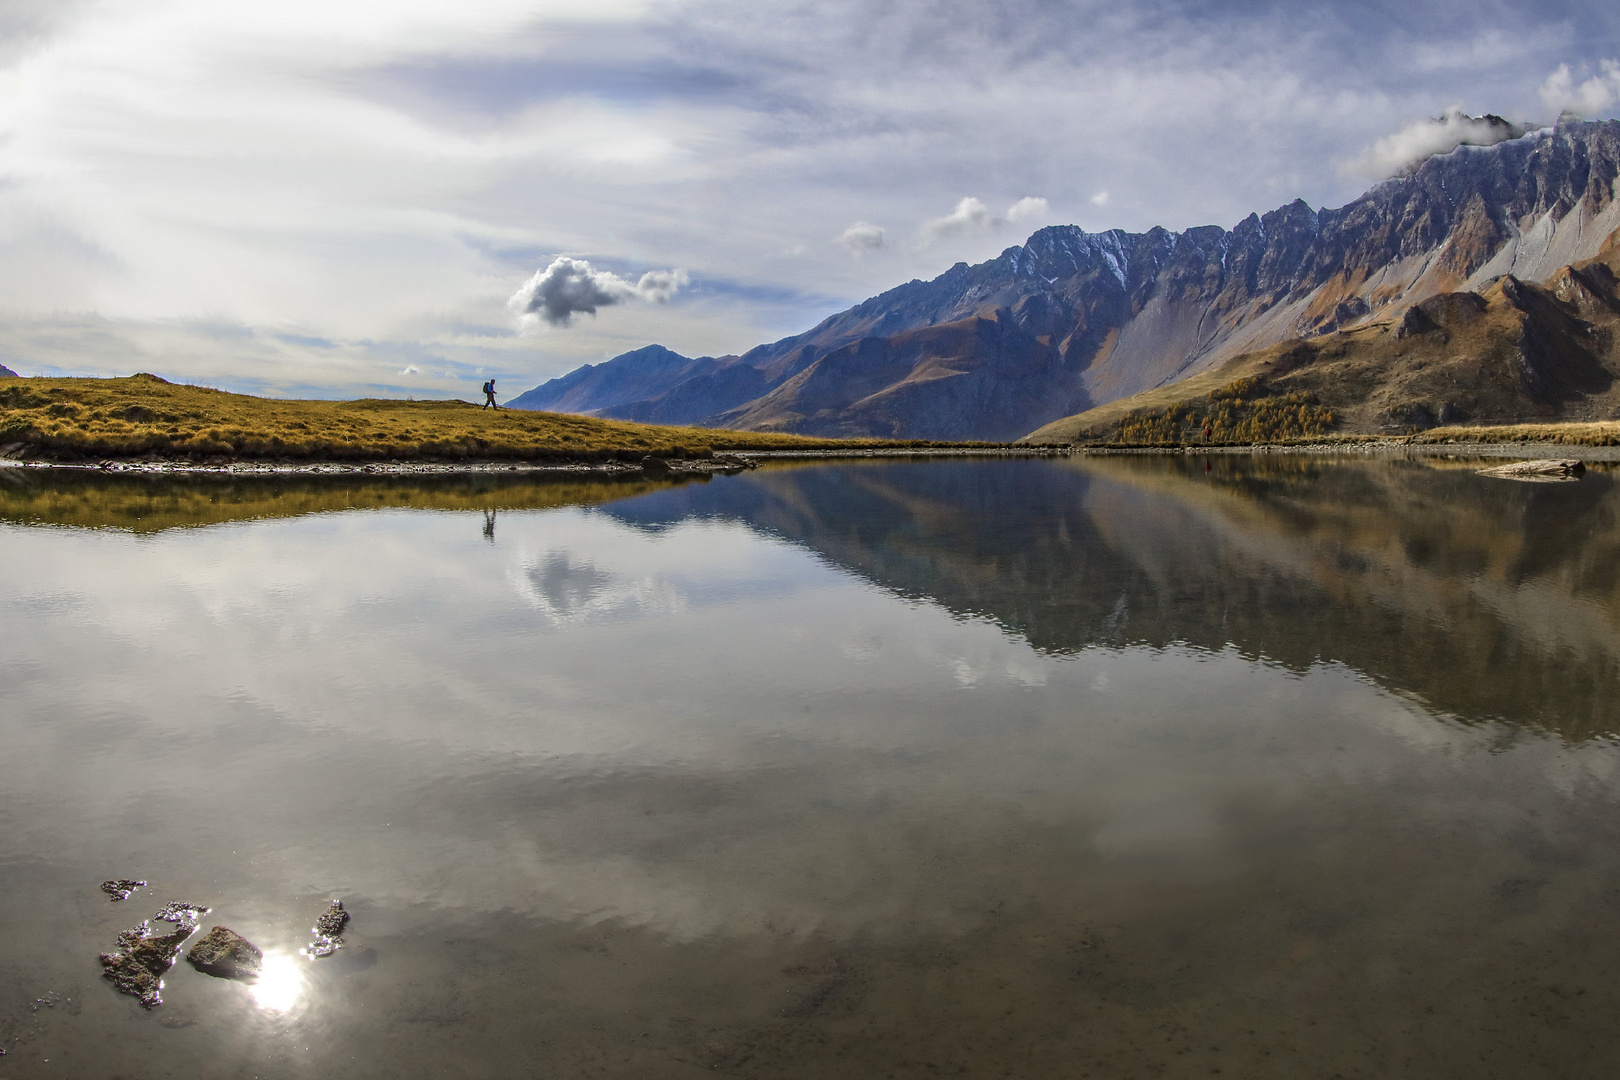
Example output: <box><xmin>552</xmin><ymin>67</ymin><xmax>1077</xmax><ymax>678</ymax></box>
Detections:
<box><xmin>1411</xmin><ymin>421</ymin><xmax>1620</xmax><ymax>447</ymax></box>
<box><xmin>0</xmin><ymin>375</ymin><xmax>947</xmax><ymax>462</ymax></box>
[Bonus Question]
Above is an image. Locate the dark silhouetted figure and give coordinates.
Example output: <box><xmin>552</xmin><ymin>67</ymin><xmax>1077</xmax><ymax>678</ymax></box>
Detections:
<box><xmin>482</xmin><ymin>379</ymin><xmax>499</xmax><ymax>409</ymax></box>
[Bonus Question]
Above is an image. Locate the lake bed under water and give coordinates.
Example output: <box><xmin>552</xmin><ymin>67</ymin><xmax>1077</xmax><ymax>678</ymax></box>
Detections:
<box><xmin>2</xmin><ymin>455</ymin><xmax>1619</xmax><ymax>1078</ymax></box>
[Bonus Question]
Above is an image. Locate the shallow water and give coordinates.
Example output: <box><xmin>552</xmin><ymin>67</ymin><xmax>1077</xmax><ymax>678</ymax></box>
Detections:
<box><xmin>2</xmin><ymin>456</ymin><xmax>1620</xmax><ymax>1078</ymax></box>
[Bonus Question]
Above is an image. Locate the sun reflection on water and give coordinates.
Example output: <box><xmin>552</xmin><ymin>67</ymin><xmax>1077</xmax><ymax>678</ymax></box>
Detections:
<box><xmin>250</xmin><ymin>952</ymin><xmax>306</xmax><ymax>1012</ymax></box>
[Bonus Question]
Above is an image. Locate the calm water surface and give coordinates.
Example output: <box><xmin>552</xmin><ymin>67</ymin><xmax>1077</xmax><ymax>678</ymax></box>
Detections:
<box><xmin>2</xmin><ymin>456</ymin><xmax>1619</xmax><ymax>1078</ymax></box>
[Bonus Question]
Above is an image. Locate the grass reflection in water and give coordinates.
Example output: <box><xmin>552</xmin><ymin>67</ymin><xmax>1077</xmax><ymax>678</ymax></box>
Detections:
<box><xmin>3</xmin><ymin>455</ymin><xmax>1620</xmax><ymax>1077</ymax></box>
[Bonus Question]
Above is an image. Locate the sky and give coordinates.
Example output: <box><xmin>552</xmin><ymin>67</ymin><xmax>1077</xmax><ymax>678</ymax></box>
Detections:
<box><xmin>1</xmin><ymin>0</ymin><xmax>1618</xmax><ymax>399</ymax></box>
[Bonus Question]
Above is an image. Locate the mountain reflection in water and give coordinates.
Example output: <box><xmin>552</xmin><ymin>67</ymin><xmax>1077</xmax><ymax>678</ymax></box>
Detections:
<box><xmin>605</xmin><ymin>455</ymin><xmax>1620</xmax><ymax>739</ymax></box>
<box><xmin>4</xmin><ymin>456</ymin><xmax>1620</xmax><ymax>1078</ymax></box>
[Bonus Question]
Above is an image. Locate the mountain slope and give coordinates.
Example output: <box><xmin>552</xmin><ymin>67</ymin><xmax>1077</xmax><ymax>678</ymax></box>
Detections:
<box><xmin>515</xmin><ymin>118</ymin><xmax>1620</xmax><ymax>440</ymax></box>
<box><xmin>507</xmin><ymin>344</ymin><xmax>721</xmax><ymax>413</ymax></box>
<box><xmin>0</xmin><ymin>364</ymin><xmax>17</xmax><ymax>378</ymax></box>
<box><xmin>1024</xmin><ymin>241</ymin><xmax>1620</xmax><ymax>443</ymax></box>
<box><xmin>711</xmin><ymin>314</ymin><xmax>1089</xmax><ymax>441</ymax></box>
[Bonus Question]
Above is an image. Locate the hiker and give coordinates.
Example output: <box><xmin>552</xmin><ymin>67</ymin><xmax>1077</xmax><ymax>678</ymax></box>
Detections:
<box><xmin>482</xmin><ymin>378</ymin><xmax>499</xmax><ymax>409</ymax></box>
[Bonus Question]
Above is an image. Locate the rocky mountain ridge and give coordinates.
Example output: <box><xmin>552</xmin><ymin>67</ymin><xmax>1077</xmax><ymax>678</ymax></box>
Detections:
<box><xmin>514</xmin><ymin>118</ymin><xmax>1620</xmax><ymax>440</ymax></box>
<box><xmin>1025</xmin><ymin>241</ymin><xmax>1620</xmax><ymax>444</ymax></box>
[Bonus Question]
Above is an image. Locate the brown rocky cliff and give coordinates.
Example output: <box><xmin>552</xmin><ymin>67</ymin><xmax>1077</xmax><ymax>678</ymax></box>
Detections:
<box><xmin>1026</xmin><ymin>240</ymin><xmax>1620</xmax><ymax>443</ymax></box>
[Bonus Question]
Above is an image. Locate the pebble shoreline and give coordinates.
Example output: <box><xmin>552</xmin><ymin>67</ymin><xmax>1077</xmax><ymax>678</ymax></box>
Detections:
<box><xmin>4</xmin><ymin>440</ymin><xmax>1620</xmax><ymax>475</ymax></box>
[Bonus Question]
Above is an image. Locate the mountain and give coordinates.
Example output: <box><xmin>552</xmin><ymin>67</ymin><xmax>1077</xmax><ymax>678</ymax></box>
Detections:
<box><xmin>0</xmin><ymin>364</ymin><xmax>17</xmax><ymax>378</ymax></box>
<box><xmin>506</xmin><ymin>344</ymin><xmax>720</xmax><ymax>412</ymax></box>
<box><xmin>514</xmin><ymin>118</ymin><xmax>1620</xmax><ymax>441</ymax></box>
<box><xmin>1025</xmin><ymin>239</ymin><xmax>1620</xmax><ymax>442</ymax></box>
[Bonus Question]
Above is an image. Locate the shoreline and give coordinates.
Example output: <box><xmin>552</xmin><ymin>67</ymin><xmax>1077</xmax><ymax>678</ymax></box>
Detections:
<box><xmin>1069</xmin><ymin>439</ymin><xmax>1620</xmax><ymax>461</ymax></box>
<box><xmin>0</xmin><ymin>445</ymin><xmax>1062</xmax><ymax>477</ymax></box>
<box><xmin>5</xmin><ymin>440</ymin><xmax>1620</xmax><ymax>476</ymax></box>
<box><xmin>9</xmin><ymin>440</ymin><xmax>1620</xmax><ymax>474</ymax></box>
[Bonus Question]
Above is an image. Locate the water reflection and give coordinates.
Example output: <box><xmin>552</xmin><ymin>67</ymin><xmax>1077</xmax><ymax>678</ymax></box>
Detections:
<box><xmin>515</xmin><ymin>550</ymin><xmax>661</xmax><ymax>624</ymax></box>
<box><xmin>603</xmin><ymin>455</ymin><xmax>1620</xmax><ymax>738</ymax></box>
<box><xmin>0</xmin><ymin>468</ymin><xmax>703</xmax><ymax>532</ymax></box>
<box><xmin>2</xmin><ymin>458</ymin><xmax>1620</xmax><ymax>1077</ymax></box>
<box><xmin>249</xmin><ymin>953</ymin><xmax>304</xmax><ymax>1013</ymax></box>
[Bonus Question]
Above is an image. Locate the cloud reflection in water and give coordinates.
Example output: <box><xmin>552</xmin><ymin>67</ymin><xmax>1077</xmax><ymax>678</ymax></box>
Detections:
<box><xmin>513</xmin><ymin>548</ymin><xmax>685</xmax><ymax>625</ymax></box>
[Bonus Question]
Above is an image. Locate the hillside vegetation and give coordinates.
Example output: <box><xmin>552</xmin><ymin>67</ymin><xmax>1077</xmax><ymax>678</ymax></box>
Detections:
<box><xmin>0</xmin><ymin>375</ymin><xmax>942</xmax><ymax>462</ymax></box>
<box><xmin>1025</xmin><ymin>242</ymin><xmax>1620</xmax><ymax>446</ymax></box>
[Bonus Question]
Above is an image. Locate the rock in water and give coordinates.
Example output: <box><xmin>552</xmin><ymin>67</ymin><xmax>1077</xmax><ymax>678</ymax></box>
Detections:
<box><xmin>154</xmin><ymin>901</ymin><xmax>211</xmax><ymax>924</ymax></box>
<box><xmin>1477</xmin><ymin>458</ymin><xmax>1585</xmax><ymax>482</ymax></box>
<box><xmin>100</xmin><ymin>879</ymin><xmax>146</xmax><ymax>901</ymax></box>
<box><xmin>186</xmin><ymin>927</ymin><xmax>263</xmax><ymax>980</ymax></box>
<box><xmin>100</xmin><ymin>917</ymin><xmax>202</xmax><ymax>1008</ymax></box>
<box><xmin>305</xmin><ymin>899</ymin><xmax>350</xmax><ymax>958</ymax></box>
<box><xmin>99</xmin><ymin>901</ymin><xmax>209</xmax><ymax>1007</ymax></box>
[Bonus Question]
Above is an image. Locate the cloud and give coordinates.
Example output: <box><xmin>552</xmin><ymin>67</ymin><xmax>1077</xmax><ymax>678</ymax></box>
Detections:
<box><xmin>401</xmin><ymin>365</ymin><xmax>419</xmax><ymax>375</ymax></box>
<box><xmin>1343</xmin><ymin>107</ymin><xmax>1531</xmax><ymax>180</ymax></box>
<box><xmin>919</xmin><ymin>197</ymin><xmax>993</xmax><ymax>242</ymax></box>
<box><xmin>633</xmin><ymin>267</ymin><xmax>690</xmax><ymax>303</ymax></box>
<box><xmin>1539</xmin><ymin>60</ymin><xmax>1620</xmax><ymax>118</ymax></box>
<box><xmin>1090</xmin><ymin>191</ymin><xmax>1110</xmax><ymax>207</ymax></box>
<box><xmin>508</xmin><ymin>257</ymin><xmax>687</xmax><ymax>329</ymax></box>
<box><xmin>918</xmin><ymin>196</ymin><xmax>1049</xmax><ymax>244</ymax></box>
<box><xmin>838</xmin><ymin>222</ymin><xmax>886</xmax><ymax>252</ymax></box>
<box><xmin>1005</xmin><ymin>196</ymin><xmax>1049</xmax><ymax>224</ymax></box>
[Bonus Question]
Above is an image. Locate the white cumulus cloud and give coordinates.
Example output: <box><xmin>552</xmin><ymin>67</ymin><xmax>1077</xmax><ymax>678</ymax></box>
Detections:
<box><xmin>1343</xmin><ymin>106</ymin><xmax>1531</xmax><ymax>180</ymax></box>
<box><xmin>920</xmin><ymin>196</ymin><xmax>993</xmax><ymax>242</ymax></box>
<box><xmin>508</xmin><ymin>257</ymin><xmax>688</xmax><ymax>329</ymax></box>
<box><xmin>632</xmin><ymin>267</ymin><xmax>689</xmax><ymax>304</ymax></box>
<box><xmin>1539</xmin><ymin>60</ymin><xmax>1620</xmax><ymax>118</ymax></box>
<box><xmin>838</xmin><ymin>222</ymin><xmax>886</xmax><ymax>252</ymax></box>
<box><xmin>1005</xmin><ymin>196</ymin><xmax>1050</xmax><ymax>223</ymax></box>
<box><xmin>1089</xmin><ymin>191</ymin><xmax>1110</xmax><ymax>207</ymax></box>
<box><xmin>918</xmin><ymin>196</ymin><xmax>1049</xmax><ymax>245</ymax></box>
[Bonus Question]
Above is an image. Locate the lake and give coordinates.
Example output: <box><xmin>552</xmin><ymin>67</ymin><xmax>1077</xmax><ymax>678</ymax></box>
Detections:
<box><xmin>2</xmin><ymin>454</ymin><xmax>1619</xmax><ymax>1078</ymax></box>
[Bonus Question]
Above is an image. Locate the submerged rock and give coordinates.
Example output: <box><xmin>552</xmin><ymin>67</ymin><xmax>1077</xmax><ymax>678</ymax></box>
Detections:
<box><xmin>1477</xmin><ymin>458</ymin><xmax>1585</xmax><ymax>482</ymax></box>
<box><xmin>101</xmin><ymin>918</ymin><xmax>200</xmax><ymax>1008</ymax></box>
<box><xmin>304</xmin><ymin>899</ymin><xmax>350</xmax><ymax>958</ymax></box>
<box><xmin>100</xmin><ymin>879</ymin><xmax>146</xmax><ymax>901</ymax></box>
<box><xmin>154</xmin><ymin>901</ymin><xmax>211</xmax><ymax>924</ymax></box>
<box><xmin>100</xmin><ymin>901</ymin><xmax>210</xmax><ymax>1007</ymax></box>
<box><xmin>186</xmin><ymin>927</ymin><xmax>263</xmax><ymax>980</ymax></box>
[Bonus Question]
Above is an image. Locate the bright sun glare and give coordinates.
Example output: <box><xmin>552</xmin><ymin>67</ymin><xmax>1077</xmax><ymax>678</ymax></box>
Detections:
<box><xmin>250</xmin><ymin>952</ymin><xmax>306</xmax><ymax>1012</ymax></box>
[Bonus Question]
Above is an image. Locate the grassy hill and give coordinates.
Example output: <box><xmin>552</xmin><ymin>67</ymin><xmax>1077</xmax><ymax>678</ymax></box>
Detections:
<box><xmin>0</xmin><ymin>375</ymin><xmax>946</xmax><ymax>462</ymax></box>
<box><xmin>1024</xmin><ymin>243</ymin><xmax>1620</xmax><ymax>446</ymax></box>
